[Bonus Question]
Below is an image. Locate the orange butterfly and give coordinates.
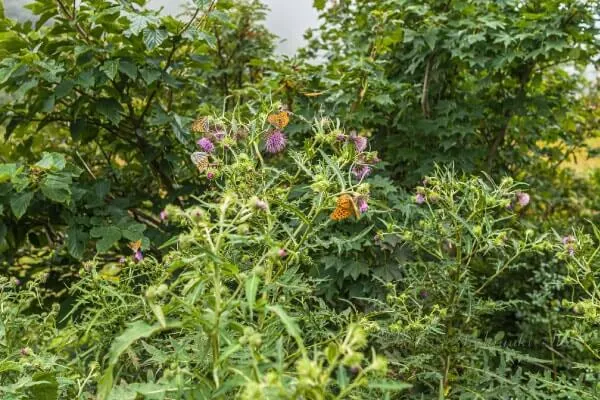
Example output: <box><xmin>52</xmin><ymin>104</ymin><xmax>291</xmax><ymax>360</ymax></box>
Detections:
<box><xmin>267</xmin><ymin>111</ymin><xmax>290</xmax><ymax>129</ymax></box>
<box><xmin>128</xmin><ymin>240</ymin><xmax>142</xmax><ymax>252</ymax></box>
<box><xmin>190</xmin><ymin>151</ymin><xmax>210</xmax><ymax>172</ymax></box>
<box><xmin>191</xmin><ymin>117</ymin><xmax>209</xmax><ymax>133</ymax></box>
<box><xmin>330</xmin><ymin>194</ymin><xmax>360</xmax><ymax>221</ymax></box>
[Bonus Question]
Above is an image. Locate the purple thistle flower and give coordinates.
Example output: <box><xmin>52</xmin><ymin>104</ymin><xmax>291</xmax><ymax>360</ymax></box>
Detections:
<box><xmin>352</xmin><ymin>165</ymin><xmax>372</xmax><ymax>180</ymax></box>
<box><xmin>352</xmin><ymin>135</ymin><xmax>368</xmax><ymax>153</ymax></box>
<box><xmin>13</xmin><ymin>278</ymin><xmax>21</xmax><ymax>286</ymax></box>
<box><xmin>278</xmin><ymin>248</ymin><xmax>287</xmax><ymax>258</ymax></box>
<box><xmin>415</xmin><ymin>193</ymin><xmax>426</xmax><ymax>204</ymax></box>
<box><xmin>568</xmin><ymin>245</ymin><xmax>575</xmax><ymax>257</ymax></box>
<box><xmin>119</xmin><ymin>257</ymin><xmax>127</xmax><ymax>264</ymax></box>
<box><xmin>160</xmin><ymin>209</ymin><xmax>168</xmax><ymax>221</ymax></box>
<box><xmin>197</xmin><ymin>137</ymin><xmax>215</xmax><ymax>153</ymax></box>
<box><xmin>562</xmin><ymin>235</ymin><xmax>574</xmax><ymax>245</ymax></box>
<box><xmin>336</xmin><ymin>134</ymin><xmax>347</xmax><ymax>142</ymax></box>
<box><xmin>516</xmin><ymin>192</ymin><xmax>530</xmax><ymax>207</ymax></box>
<box><xmin>357</xmin><ymin>197</ymin><xmax>368</xmax><ymax>214</ymax></box>
<box><xmin>265</xmin><ymin>130</ymin><xmax>287</xmax><ymax>154</ymax></box>
<box><xmin>206</xmin><ymin>171</ymin><xmax>215</xmax><ymax>180</ymax></box>
<box><xmin>133</xmin><ymin>250</ymin><xmax>143</xmax><ymax>263</ymax></box>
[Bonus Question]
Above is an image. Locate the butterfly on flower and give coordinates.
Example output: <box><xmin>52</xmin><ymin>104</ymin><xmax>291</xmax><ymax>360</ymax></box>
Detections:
<box><xmin>190</xmin><ymin>151</ymin><xmax>210</xmax><ymax>172</ymax></box>
<box><xmin>330</xmin><ymin>194</ymin><xmax>360</xmax><ymax>221</ymax></box>
<box><xmin>191</xmin><ymin>117</ymin><xmax>209</xmax><ymax>133</ymax></box>
<box><xmin>128</xmin><ymin>240</ymin><xmax>142</xmax><ymax>252</ymax></box>
<box><xmin>267</xmin><ymin>111</ymin><xmax>290</xmax><ymax>129</ymax></box>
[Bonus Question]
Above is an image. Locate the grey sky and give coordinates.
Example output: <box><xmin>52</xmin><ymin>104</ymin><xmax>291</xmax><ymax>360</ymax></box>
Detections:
<box><xmin>146</xmin><ymin>0</ymin><xmax>318</xmax><ymax>55</ymax></box>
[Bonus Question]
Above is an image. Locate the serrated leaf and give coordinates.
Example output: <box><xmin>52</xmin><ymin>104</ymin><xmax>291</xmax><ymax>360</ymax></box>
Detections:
<box><xmin>96</xmin><ymin>98</ymin><xmax>123</xmax><ymax>125</ymax></box>
<box><xmin>198</xmin><ymin>32</ymin><xmax>217</xmax><ymax>49</ymax></box>
<box><xmin>101</xmin><ymin>60</ymin><xmax>119</xmax><ymax>80</ymax></box>
<box><xmin>40</xmin><ymin>174</ymin><xmax>71</xmax><ymax>203</ymax></box>
<box><xmin>143</xmin><ymin>28</ymin><xmax>167</xmax><ymax>50</ymax></box>
<box><xmin>0</xmin><ymin>163</ymin><xmax>18</xmax><ymax>183</ymax></box>
<box><xmin>170</xmin><ymin>114</ymin><xmax>189</xmax><ymax>144</ymax></box>
<box><xmin>118</xmin><ymin>60</ymin><xmax>137</xmax><ymax>80</ymax></box>
<box><xmin>66</xmin><ymin>227</ymin><xmax>88</xmax><ymax>259</ymax></box>
<box><xmin>140</xmin><ymin>67</ymin><xmax>162</xmax><ymax>85</ymax></box>
<box><xmin>10</xmin><ymin>191</ymin><xmax>34</xmax><ymax>219</ymax></box>
<box><xmin>267</xmin><ymin>305</ymin><xmax>304</xmax><ymax>351</ymax></box>
<box><xmin>90</xmin><ymin>226</ymin><xmax>121</xmax><ymax>253</ymax></box>
<box><xmin>35</xmin><ymin>152</ymin><xmax>66</xmax><ymax>171</ymax></box>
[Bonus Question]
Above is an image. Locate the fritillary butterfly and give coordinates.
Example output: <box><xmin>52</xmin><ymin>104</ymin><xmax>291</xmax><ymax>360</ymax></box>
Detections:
<box><xmin>267</xmin><ymin>111</ymin><xmax>290</xmax><ymax>129</ymax></box>
<box><xmin>190</xmin><ymin>151</ymin><xmax>210</xmax><ymax>172</ymax></box>
<box><xmin>128</xmin><ymin>240</ymin><xmax>142</xmax><ymax>252</ymax></box>
<box><xmin>330</xmin><ymin>194</ymin><xmax>359</xmax><ymax>221</ymax></box>
<box><xmin>191</xmin><ymin>117</ymin><xmax>209</xmax><ymax>133</ymax></box>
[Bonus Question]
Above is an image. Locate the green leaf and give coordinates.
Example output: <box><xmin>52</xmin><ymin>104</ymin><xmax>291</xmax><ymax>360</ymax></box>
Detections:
<box><xmin>170</xmin><ymin>114</ymin><xmax>190</xmax><ymax>144</ymax></box>
<box><xmin>0</xmin><ymin>163</ymin><xmax>18</xmax><ymax>183</ymax></box>
<box><xmin>143</xmin><ymin>28</ymin><xmax>167</xmax><ymax>50</ymax></box>
<box><xmin>66</xmin><ymin>227</ymin><xmax>88</xmax><ymax>259</ymax></box>
<box><xmin>198</xmin><ymin>32</ymin><xmax>217</xmax><ymax>49</ymax></box>
<box><xmin>313</xmin><ymin>0</ymin><xmax>327</xmax><ymax>10</ymax></box>
<box><xmin>40</xmin><ymin>174</ymin><xmax>71</xmax><ymax>203</ymax></box>
<box><xmin>35</xmin><ymin>152</ymin><xmax>66</xmax><ymax>171</ymax></box>
<box><xmin>107</xmin><ymin>320</ymin><xmax>178</xmax><ymax>366</ymax></box>
<box><xmin>14</xmin><ymin>79</ymin><xmax>38</xmax><ymax>101</ymax></box>
<box><xmin>90</xmin><ymin>226</ymin><xmax>122</xmax><ymax>253</ymax></box>
<box><xmin>118</xmin><ymin>60</ymin><xmax>138</xmax><ymax>80</ymax></box>
<box><xmin>121</xmin><ymin>222</ymin><xmax>146</xmax><ymax>241</ymax></box>
<box><xmin>54</xmin><ymin>80</ymin><xmax>74</xmax><ymax>99</ymax></box>
<box><xmin>267</xmin><ymin>305</ymin><xmax>304</xmax><ymax>352</ymax></box>
<box><xmin>27</xmin><ymin>372</ymin><xmax>58</xmax><ymax>400</ymax></box>
<box><xmin>245</xmin><ymin>273</ymin><xmax>259</xmax><ymax>319</ymax></box>
<box><xmin>140</xmin><ymin>67</ymin><xmax>162</xmax><ymax>85</ymax></box>
<box><xmin>101</xmin><ymin>60</ymin><xmax>119</xmax><ymax>80</ymax></box>
<box><xmin>367</xmin><ymin>380</ymin><xmax>412</xmax><ymax>392</ymax></box>
<box><xmin>96</xmin><ymin>98</ymin><xmax>123</xmax><ymax>125</ymax></box>
<box><xmin>10</xmin><ymin>191</ymin><xmax>34</xmax><ymax>219</ymax></box>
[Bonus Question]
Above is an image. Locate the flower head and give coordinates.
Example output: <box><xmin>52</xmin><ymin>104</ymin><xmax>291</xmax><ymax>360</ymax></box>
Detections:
<box><xmin>356</xmin><ymin>197</ymin><xmax>369</xmax><ymax>214</ymax></box>
<box><xmin>336</xmin><ymin>133</ymin><xmax>347</xmax><ymax>142</ymax></box>
<box><xmin>133</xmin><ymin>250</ymin><xmax>143</xmax><ymax>263</ymax></box>
<box><xmin>206</xmin><ymin>171</ymin><xmax>215</xmax><ymax>180</ymax></box>
<box><xmin>415</xmin><ymin>193</ymin><xmax>426</xmax><ymax>204</ymax></box>
<box><xmin>119</xmin><ymin>257</ymin><xmax>127</xmax><ymax>264</ymax></box>
<box><xmin>160</xmin><ymin>209</ymin><xmax>168</xmax><ymax>222</ymax></box>
<box><xmin>352</xmin><ymin>164</ymin><xmax>372</xmax><ymax>180</ymax></box>
<box><xmin>568</xmin><ymin>246</ymin><xmax>575</xmax><ymax>257</ymax></box>
<box><xmin>197</xmin><ymin>137</ymin><xmax>215</xmax><ymax>153</ymax></box>
<box><xmin>352</xmin><ymin>135</ymin><xmax>368</xmax><ymax>153</ymax></box>
<box><xmin>213</xmin><ymin>129</ymin><xmax>227</xmax><ymax>141</ymax></box>
<box><xmin>562</xmin><ymin>235</ymin><xmax>575</xmax><ymax>245</ymax></box>
<box><xmin>265</xmin><ymin>130</ymin><xmax>287</xmax><ymax>154</ymax></box>
<box><xmin>13</xmin><ymin>278</ymin><xmax>21</xmax><ymax>286</ymax></box>
<box><xmin>516</xmin><ymin>192</ymin><xmax>530</xmax><ymax>207</ymax></box>
<box><xmin>277</xmin><ymin>248</ymin><xmax>287</xmax><ymax>258</ymax></box>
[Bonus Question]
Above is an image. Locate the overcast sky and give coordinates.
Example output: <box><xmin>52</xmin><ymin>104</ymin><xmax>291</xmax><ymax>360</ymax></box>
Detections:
<box><xmin>4</xmin><ymin>0</ymin><xmax>319</xmax><ymax>55</ymax></box>
<box><xmin>147</xmin><ymin>0</ymin><xmax>319</xmax><ymax>55</ymax></box>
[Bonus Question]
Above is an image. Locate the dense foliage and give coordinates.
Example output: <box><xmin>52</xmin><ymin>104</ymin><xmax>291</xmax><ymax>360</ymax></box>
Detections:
<box><xmin>1</xmin><ymin>0</ymin><xmax>599</xmax><ymax>398</ymax></box>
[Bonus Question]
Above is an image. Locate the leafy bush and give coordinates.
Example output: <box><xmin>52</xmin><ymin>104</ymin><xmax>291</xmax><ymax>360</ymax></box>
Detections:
<box><xmin>1</xmin><ymin>1</ymin><xmax>599</xmax><ymax>399</ymax></box>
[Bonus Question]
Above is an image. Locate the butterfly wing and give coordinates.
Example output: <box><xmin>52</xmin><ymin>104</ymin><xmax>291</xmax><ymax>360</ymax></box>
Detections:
<box><xmin>191</xmin><ymin>117</ymin><xmax>209</xmax><ymax>133</ymax></box>
<box><xmin>267</xmin><ymin>112</ymin><xmax>290</xmax><ymax>129</ymax></box>
<box><xmin>128</xmin><ymin>240</ymin><xmax>142</xmax><ymax>252</ymax></box>
<box><xmin>330</xmin><ymin>194</ymin><xmax>357</xmax><ymax>221</ymax></box>
<box><xmin>190</xmin><ymin>152</ymin><xmax>209</xmax><ymax>172</ymax></box>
